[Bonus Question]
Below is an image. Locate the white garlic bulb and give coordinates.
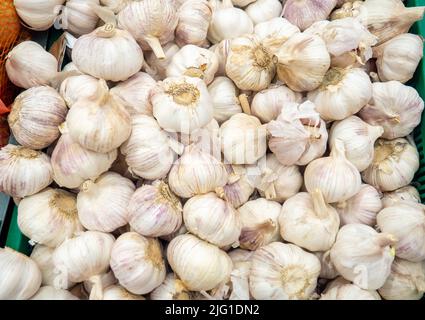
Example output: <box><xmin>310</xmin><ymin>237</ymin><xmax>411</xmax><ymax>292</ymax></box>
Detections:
<box><xmin>245</xmin><ymin>0</ymin><xmax>282</xmax><ymax>25</ymax></box>
<box><xmin>280</xmin><ymin>190</ymin><xmax>340</xmax><ymax>252</ymax></box>
<box><xmin>320</xmin><ymin>277</ymin><xmax>381</xmax><ymax>300</ymax></box>
<box><xmin>72</xmin><ymin>23</ymin><xmax>144</xmax><ymax>81</ymax></box>
<box><xmin>14</xmin><ymin>0</ymin><xmax>65</xmax><ymax>31</ymax></box>
<box><xmin>232</xmin><ymin>0</ymin><xmax>256</xmax><ymax>7</ymax></box>
<box><xmin>268</xmin><ymin>101</ymin><xmax>328</xmax><ymax>166</ymax></box>
<box><xmin>276</xmin><ymin>33</ymin><xmax>330</xmax><ymax>92</ymax></box>
<box><xmin>358</xmin><ymin>81</ymin><xmax>424</xmax><ymax>139</ymax></box>
<box><xmin>8</xmin><ymin>86</ymin><xmax>67</xmax><ymax>149</ymax></box>
<box><xmin>329</xmin><ymin>116</ymin><xmax>384</xmax><ymax>171</ymax></box>
<box><xmin>62</xmin><ymin>62</ymin><xmax>81</xmax><ymax>74</ymax></box>
<box><xmin>315</xmin><ymin>251</ymin><xmax>339</xmax><ymax>280</ymax></box>
<box><xmin>62</xmin><ymin>0</ymin><xmax>99</xmax><ymax>37</ymax></box>
<box><xmin>382</xmin><ymin>186</ymin><xmax>421</xmax><ymax>208</ymax></box>
<box><xmin>377</xmin><ymin>201</ymin><xmax>425</xmax><ymax>262</ymax></box>
<box><xmin>305</xmin><ymin>139</ymin><xmax>361</xmax><ymax>203</ymax></box>
<box><xmin>208</xmin><ymin>76</ymin><xmax>242</xmax><ymax>123</ymax></box>
<box><xmin>249</xmin><ymin>242</ymin><xmax>321</xmax><ymax>300</ymax></box>
<box><xmin>0</xmin><ymin>247</ymin><xmax>42</xmax><ymax>300</ymax></box>
<box><xmin>102</xmin><ymin>285</ymin><xmax>145</xmax><ymax>300</ymax></box>
<box><xmin>145</xmin><ymin>42</ymin><xmax>180</xmax><ymax>80</ymax></box>
<box><xmin>362</xmin><ymin>138</ymin><xmax>419</xmax><ymax>192</ymax></box>
<box><xmin>150</xmin><ymin>273</ymin><xmax>191</xmax><ymax>300</ymax></box>
<box><xmin>227</xmin><ymin>249</ymin><xmax>254</xmax><ymax>300</ymax></box>
<box><xmin>152</xmin><ymin>76</ymin><xmax>213</xmax><ymax>134</ymax></box>
<box><xmin>330</xmin><ymin>224</ymin><xmax>396</xmax><ymax>290</ymax></box>
<box><xmin>60</xmin><ymin>74</ymin><xmax>100</xmax><ymax>108</ymax></box>
<box><xmin>30</xmin><ymin>286</ymin><xmax>79</xmax><ymax>300</ymax></box>
<box><xmin>82</xmin><ymin>270</ymin><xmax>117</xmax><ymax>296</ymax></box>
<box><xmin>18</xmin><ymin>188</ymin><xmax>84</xmax><ymax>248</ymax></box>
<box><xmin>209</xmin><ymin>39</ymin><xmax>231</xmax><ymax>76</ymax></box>
<box><xmin>128</xmin><ymin>180</ymin><xmax>183</xmax><ymax>237</ymax></box>
<box><xmin>334</xmin><ymin>184</ymin><xmax>382</xmax><ymax>227</ymax></box>
<box><xmin>183</xmin><ymin>192</ymin><xmax>241</xmax><ymax>247</ymax></box>
<box><xmin>110</xmin><ymin>232</ymin><xmax>166</xmax><ymax>295</ymax></box>
<box><xmin>99</xmin><ymin>0</ymin><xmax>128</xmax><ymax>13</ymax></box>
<box><xmin>0</xmin><ymin>145</ymin><xmax>53</xmax><ymax>198</ymax></box>
<box><xmin>6</xmin><ymin>41</ymin><xmax>58</xmax><ymax>89</ymax></box>
<box><xmin>167</xmin><ymin>234</ymin><xmax>233</xmax><ymax>291</ymax></box>
<box><xmin>166</xmin><ymin>45</ymin><xmax>219</xmax><ymax>85</ymax></box>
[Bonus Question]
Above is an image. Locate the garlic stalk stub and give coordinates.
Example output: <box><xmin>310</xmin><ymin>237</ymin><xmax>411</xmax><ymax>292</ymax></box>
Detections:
<box><xmin>30</xmin><ymin>286</ymin><xmax>79</xmax><ymax>300</ymax></box>
<box><xmin>14</xmin><ymin>0</ymin><xmax>65</xmax><ymax>31</ymax></box>
<box><xmin>320</xmin><ymin>277</ymin><xmax>381</xmax><ymax>300</ymax></box>
<box><xmin>150</xmin><ymin>273</ymin><xmax>191</xmax><ymax>300</ymax></box>
<box><xmin>245</xmin><ymin>0</ymin><xmax>282</xmax><ymax>25</ymax></box>
<box><xmin>382</xmin><ymin>186</ymin><xmax>421</xmax><ymax>208</ymax></box>
<box><xmin>60</xmin><ymin>74</ymin><xmax>100</xmax><ymax>108</ymax></box>
<box><xmin>83</xmin><ymin>270</ymin><xmax>117</xmax><ymax>295</ymax></box>
<box><xmin>208</xmin><ymin>76</ymin><xmax>242</xmax><ymax>124</ymax></box>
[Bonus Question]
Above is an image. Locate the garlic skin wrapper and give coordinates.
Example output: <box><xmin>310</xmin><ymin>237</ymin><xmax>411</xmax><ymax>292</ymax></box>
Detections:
<box><xmin>280</xmin><ymin>190</ymin><xmax>340</xmax><ymax>252</ymax></box>
<box><xmin>0</xmin><ymin>145</ymin><xmax>53</xmax><ymax>198</ymax></box>
<box><xmin>276</xmin><ymin>33</ymin><xmax>331</xmax><ymax>92</ymax></box>
<box><xmin>245</xmin><ymin>0</ymin><xmax>282</xmax><ymax>25</ymax></box>
<box><xmin>66</xmin><ymin>79</ymin><xmax>131</xmax><ymax>153</ymax></box>
<box><xmin>110</xmin><ymin>232</ymin><xmax>166</xmax><ymax>295</ymax></box>
<box><xmin>128</xmin><ymin>181</ymin><xmax>183</xmax><ymax>237</ymax></box>
<box><xmin>225</xmin><ymin>35</ymin><xmax>277</xmax><ymax>91</ymax></box>
<box><xmin>62</xmin><ymin>0</ymin><xmax>99</xmax><ymax>37</ymax></box>
<box><xmin>82</xmin><ymin>270</ymin><xmax>117</xmax><ymax>295</ymax></box>
<box><xmin>18</xmin><ymin>188</ymin><xmax>84</xmax><ymax>248</ymax></box>
<box><xmin>208</xmin><ymin>76</ymin><xmax>242</xmax><ymax>124</ymax></box>
<box><xmin>72</xmin><ymin>23</ymin><xmax>144</xmax><ymax>82</ymax></box>
<box><xmin>103</xmin><ymin>285</ymin><xmax>145</xmax><ymax>300</ymax></box>
<box><xmin>145</xmin><ymin>43</ymin><xmax>180</xmax><ymax>81</ymax></box>
<box><xmin>330</xmin><ymin>224</ymin><xmax>396</xmax><ymax>290</ymax></box>
<box><xmin>379</xmin><ymin>258</ymin><xmax>425</xmax><ymax>300</ymax></box>
<box><xmin>167</xmin><ymin>234</ymin><xmax>233</xmax><ymax>291</ymax></box>
<box><xmin>249</xmin><ymin>242</ymin><xmax>321</xmax><ymax>300</ymax></box>
<box><xmin>100</xmin><ymin>0</ymin><xmax>128</xmax><ymax>13</ymax></box>
<box><xmin>268</xmin><ymin>101</ymin><xmax>328</xmax><ymax>166</ymax></box>
<box><xmin>30</xmin><ymin>286</ymin><xmax>79</xmax><ymax>300</ymax></box>
<box><xmin>150</xmin><ymin>273</ymin><xmax>191</xmax><ymax>300</ymax></box>
<box><xmin>334</xmin><ymin>184</ymin><xmax>382</xmax><ymax>227</ymax></box>
<box><xmin>382</xmin><ymin>186</ymin><xmax>421</xmax><ymax>208</ymax></box>
<box><xmin>320</xmin><ymin>277</ymin><xmax>381</xmax><ymax>300</ymax></box>
<box><xmin>358</xmin><ymin>81</ymin><xmax>424</xmax><ymax>139</ymax></box>
<box><xmin>227</xmin><ymin>249</ymin><xmax>254</xmax><ymax>300</ymax></box>
<box><xmin>60</xmin><ymin>75</ymin><xmax>100</xmax><ymax>108</ymax></box>
<box><xmin>9</xmin><ymin>86</ymin><xmax>67</xmax><ymax>149</ymax></box>
<box><xmin>14</xmin><ymin>0</ymin><xmax>65</xmax><ymax>31</ymax></box>
<box><xmin>152</xmin><ymin>76</ymin><xmax>213</xmax><ymax>134</ymax></box>
<box><xmin>77</xmin><ymin>172</ymin><xmax>135</xmax><ymax>232</ymax></box>
<box><xmin>315</xmin><ymin>251</ymin><xmax>339</xmax><ymax>280</ymax></box>
<box><xmin>6</xmin><ymin>41</ymin><xmax>58</xmax><ymax>89</ymax></box>
<box><xmin>166</xmin><ymin>45</ymin><xmax>219</xmax><ymax>85</ymax></box>
<box><xmin>377</xmin><ymin>202</ymin><xmax>425</xmax><ymax>262</ymax></box>
<box><xmin>183</xmin><ymin>192</ymin><xmax>241</xmax><ymax>247</ymax></box>
<box><xmin>329</xmin><ymin>116</ymin><xmax>383</xmax><ymax>171</ymax></box>
<box><xmin>330</xmin><ymin>0</ymin><xmax>365</xmax><ymax>20</ymax></box>
<box><xmin>209</xmin><ymin>39</ymin><xmax>231</xmax><ymax>77</ymax></box>
<box><xmin>220</xmin><ymin>113</ymin><xmax>267</xmax><ymax>165</ymax></box>
<box><xmin>117</xmin><ymin>0</ymin><xmax>178</xmax><ymax>59</ymax></box>
<box><xmin>51</xmin><ymin>124</ymin><xmax>117</xmax><ymax>189</ymax></box>
<box><xmin>362</xmin><ymin>138</ymin><xmax>419</xmax><ymax>192</ymax></box>
<box><xmin>305</xmin><ymin>139</ymin><xmax>361</xmax><ymax>203</ymax></box>
<box><xmin>0</xmin><ymin>248</ymin><xmax>42</xmax><ymax>300</ymax></box>
<box><xmin>237</xmin><ymin>198</ymin><xmax>281</xmax><ymax>251</ymax></box>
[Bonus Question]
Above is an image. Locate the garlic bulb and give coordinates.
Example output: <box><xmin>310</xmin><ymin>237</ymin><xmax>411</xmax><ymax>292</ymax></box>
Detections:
<box><xmin>268</xmin><ymin>101</ymin><xmax>328</xmax><ymax>166</ymax></box>
<box><xmin>18</xmin><ymin>188</ymin><xmax>84</xmax><ymax>248</ymax></box>
<box><xmin>62</xmin><ymin>0</ymin><xmax>99</xmax><ymax>37</ymax></box>
<box><xmin>379</xmin><ymin>258</ymin><xmax>425</xmax><ymax>300</ymax></box>
<box><xmin>14</xmin><ymin>0</ymin><xmax>65</xmax><ymax>31</ymax></box>
<box><xmin>377</xmin><ymin>201</ymin><xmax>425</xmax><ymax>262</ymax></box>
<box><xmin>62</xmin><ymin>62</ymin><xmax>82</xmax><ymax>74</ymax></box>
<box><xmin>83</xmin><ymin>270</ymin><xmax>117</xmax><ymax>294</ymax></box>
<box><xmin>60</xmin><ymin>74</ymin><xmax>100</xmax><ymax>108</ymax></box>
<box><xmin>208</xmin><ymin>76</ymin><xmax>242</xmax><ymax>123</ymax></box>
<box><xmin>329</xmin><ymin>116</ymin><xmax>383</xmax><ymax>171</ymax></box>
<box><xmin>9</xmin><ymin>86</ymin><xmax>67</xmax><ymax>149</ymax></box>
<box><xmin>103</xmin><ymin>285</ymin><xmax>145</xmax><ymax>300</ymax></box>
<box><xmin>0</xmin><ymin>247</ymin><xmax>42</xmax><ymax>300</ymax></box>
<box><xmin>100</xmin><ymin>0</ymin><xmax>128</xmax><ymax>13</ymax></box>
<box><xmin>282</xmin><ymin>0</ymin><xmax>337</xmax><ymax>31</ymax></box>
<box><xmin>249</xmin><ymin>242</ymin><xmax>321</xmax><ymax>300</ymax></box>
<box><xmin>51</xmin><ymin>124</ymin><xmax>117</xmax><ymax>189</ymax></box>
<box><xmin>358</xmin><ymin>81</ymin><xmax>424</xmax><ymax>139</ymax></box>
<box><xmin>315</xmin><ymin>251</ymin><xmax>339</xmax><ymax>279</ymax></box>
<box><xmin>227</xmin><ymin>249</ymin><xmax>254</xmax><ymax>300</ymax></box>
<box><xmin>120</xmin><ymin>115</ymin><xmax>182</xmax><ymax>180</ymax></box>
<box><xmin>330</xmin><ymin>224</ymin><xmax>396</xmax><ymax>290</ymax></box>
<box><xmin>320</xmin><ymin>277</ymin><xmax>381</xmax><ymax>300</ymax></box>
<box><xmin>166</xmin><ymin>45</ymin><xmax>219</xmax><ymax>85</ymax></box>
<box><xmin>232</xmin><ymin>0</ymin><xmax>256</xmax><ymax>6</ymax></box>
<box><xmin>276</xmin><ymin>33</ymin><xmax>330</xmax><ymax>92</ymax></box>
<box><xmin>128</xmin><ymin>180</ymin><xmax>183</xmax><ymax>237</ymax></box>
<box><xmin>0</xmin><ymin>145</ymin><xmax>52</xmax><ymax>198</ymax></box>
<box><xmin>245</xmin><ymin>0</ymin><xmax>282</xmax><ymax>25</ymax></box>
<box><xmin>110</xmin><ymin>72</ymin><xmax>156</xmax><ymax>116</ymax></box>
<box><xmin>220</xmin><ymin>113</ymin><xmax>267</xmax><ymax>165</ymax></box>
<box><xmin>374</xmin><ymin>34</ymin><xmax>423</xmax><ymax>83</ymax></box>
<box><xmin>225</xmin><ymin>35</ymin><xmax>277</xmax><ymax>91</ymax></box>
<box><xmin>280</xmin><ymin>190</ymin><xmax>340</xmax><ymax>252</ymax></box>
<box><xmin>334</xmin><ymin>184</ymin><xmax>382</xmax><ymax>227</ymax></box>
<box><xmin>307</xmin><ymin>67</ymin><xmax>372</xmax><ymax>121</ymax></box>
<box><xmin>72</xmin><ymin>23</ymin><xmax>144</xmax><ymax>82</ymax></box>
<box><xmin>145</xmin><ymin>42</ymin><xmax>180</xmax><ymax>80</ymax></box>
<box><xmin>362</xmin><ymin>138</ymin><xmax>419</xmax><ymax>192</ymax></box>
<box><xmin>382</xmin><ymin>186</ymin><xmax>421</xmax><ymax>208</ymax></box>
<box><xmin>150</xmin><ymin>273</ymin><xmax>191</xmax><ymax>300</ymax></box>
<box><xmin>160</xmin><ymin>224</ymin><xmax>188</xmax><ymax>243</ymax></box>
<box><xmin>330</xmin><ymin>0</ymin><xmax>365</xmax><ymax>20</ymax></box>
<box><xmin>176</xmin><ymin>0</ymin><xmax>212</xmax><ymax>47</ymax></box>
<box><xmin>167</xmin><ymin>234</ymin><xmax>233</xmax><ymax>291</ymax></box>
<box><xmin>152</xmin><ymin>76</ymin><xmax>213</xmax><ymax>134</ymax></box>
<box><xmin>117</xmin><ymin>0</ymin><xmax>178</xmax><ymax>59</ymax></box>
<box><xmin>183</xmin><ymin>192</ymin><xmax>241</xmax><ymax>247</ymax></box>
<box><xmin>6</xmin><ymin>41</ymin><xmax>58</xmax><ymax>89</ymax></box>
<box><xmin>30</xmin><ymin>286</ymin><xmax>79</xmax><ymax>300</ymax></box>
<box><xmin>209</xmin><ymin>39</ymin><xmax>231</xmax><ymax>76</ymax></box>
<box><xmin>110</xmin><ymin>233</ymin><xmax>166</xmax><ymax>295</ymax></box>
<box><xmin>66</xmin><ymin>79</ymin><xmax>131</xmax><ymax>153</ymax></box>
<box><xmin>305</xmin><ymin>139</ymin><xmax>361</xmax><ymax>203</ymax></box>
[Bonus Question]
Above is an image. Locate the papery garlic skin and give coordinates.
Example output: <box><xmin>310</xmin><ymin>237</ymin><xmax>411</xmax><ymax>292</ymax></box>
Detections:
<box><xmin>103</xmin><ymin>285</ymin><xmax>145</xmax><ymax>300</ymax></box>
<box><xmin>100</xmin><ymin>0</ymin><xmax>128</xmax><ymax>13</ymax></box>
<box><xmin>60</xmin><ymin>75</ymin><xmax>100</xmax><ymax>108</ymax></box>
<box><xmin>0</xmin><ymin>145</ymin><xmax>53</xmax><ymax>198</ymax></box>
<box><xmin>232</xmin><ymin>0</ymin><xmax>256</xmax><ymax>7</ymax></box>
<box><xmin>83</xmin><ymin>271</ymin><xmax>117</xmax><ymax>294</ymax></box>
<box><xmin>18</xmin><ymin>188</ymin><xmax>84</xmax><ymax>248</ymax></box>
<box><xmin>62</xmin><ymin>0</ymin><xmax>99</xmax><ymax>37</ymax></box>
<box><xmin>330</xmin><ymin>224</ymin><xmax>396</xmax><ymax>290</ymax></box>
<box><xmin>62</xmin><ymin>62</ymin><xmax>81</xmax><ymax>74</ymax></box>
<box><xmin>150</xmin><ymin>273</ymin><xmax>191</xmax><ymax>300</ymax></box>
<box><xmin>209</xmin><ymin>39</ymin><xmax>231</xmax><ymax>77</ymax></box>
<box><xmin>320</xmin><ymin>277</ymin><xmax>381</xmax><ymax>300</ymax></box>
<box><xmin>145</xmin><ymin>43</ymin><xmax>180</xmax><ymax>81</ymax></box>
<box><xmin>208</xmin><ymin>76</ymin><xmax>242</xmax><ymax>123</ymax></box>
<box><xmin>227</xmin><ymin>249</ymin><xmax>254</xmax><ymax>300</ymax></box>
<box><xmin>6</xmin><ymin>41</ymin><xmax>58</xmax><ymax>89</ymax></box>
<box><xmin>249</xmin><ymin>242</ymin><xmax>321</xmax><ymax>300</ymax></box>
<box><xmin>245</xmin><ymin>0</ymin><xmax>282</xmax><ymax>25</ymax></box>
<box><xmin>30</xmin><ymin>286</ymin><xmax>79</xmax><ymax>300</ymax></box>
<box><xmin>315</xmin><ymin>251</ymin><xmax>339</xmax><ymax>280</ymax></box>
<box><xmin>382</xmin><ymin>186</ymin><xmax>421</xmax><ymax>208</ymax></box>
<box><xmin>110</xmin><ymin>232</ymin><xmax>166</xmax><ymax>295</ymax></box>
<box><xmin>128</xmin><ymin>181</ymin><xmax>183</xmax><ymax>237</ymax></box>
<box><xmin>167</xmin><ymin>234</ymin><xmax>233</xmax><ymax>291</ymax></box>
<box><xmin>14</xmin><ymin>0</ymin><xmax>65</xmax><ymax>31</ymax></box>
<box><xmin>183</xmin><ymin>192</ymin><xmax>241</xmax><ymax>247</ymax></box>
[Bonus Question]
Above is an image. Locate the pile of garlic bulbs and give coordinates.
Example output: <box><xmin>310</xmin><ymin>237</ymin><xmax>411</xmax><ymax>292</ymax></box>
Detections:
<box><xmin>1</xmin><ymin>0</ymin><xmax>425</xmax><ymax>300</ymax></box>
